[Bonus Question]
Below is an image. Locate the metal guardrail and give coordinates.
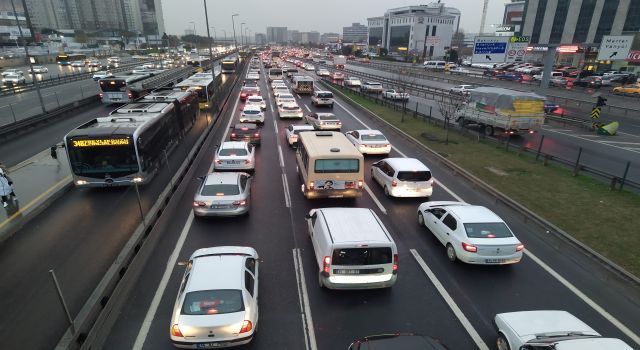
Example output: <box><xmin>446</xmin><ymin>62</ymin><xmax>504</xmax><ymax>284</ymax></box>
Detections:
<box><xmin>320</xmin><ymin>78</ymin><xmax>639</xmax><ymax>192</ymax></box>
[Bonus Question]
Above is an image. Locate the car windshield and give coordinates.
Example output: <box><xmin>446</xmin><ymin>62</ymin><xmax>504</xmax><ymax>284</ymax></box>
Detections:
<box><xmin>218</xmin><ymin>148</ymin><xmax>247</xmax><ymax>156</ymax></box>
<box><xmin>202</xmin><ymin>183</ymin><xmax>240</xmax><ymax>196</ymax></box>
<box><xmin>181</xmin><ymin>289</ymin><xmax>245</xmax><ymax>315</ymax></box>
<box><xmin>397</xmin><ymin>171</ymin><xmax>431</xmax><ymax>181</ymax></box>
<box><xmin>361</xmin><ymin>134</ymin><xmax>387</xmax><ymax>141</ymax></box>
<box><xmin>332</xmin><ymin>248</ymin><xmax>392</xmax><ymax>265</ymax></box>
<box><xmin>464</xmin><ymin>222</ymin><xmax>514</xmax><ymax>238</ymax></box>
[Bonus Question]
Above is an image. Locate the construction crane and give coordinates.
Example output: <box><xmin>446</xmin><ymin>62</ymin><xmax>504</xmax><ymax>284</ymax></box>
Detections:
<box><xmin>479</xmin><ymin>0</ymin><xmax>489</xmax><ymax>35</ymax></box>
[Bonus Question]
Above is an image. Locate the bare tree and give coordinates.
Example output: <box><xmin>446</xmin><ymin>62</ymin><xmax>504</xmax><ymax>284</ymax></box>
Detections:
<box><xmin>394</xmin><ymin>68</ymin><xmax>417</xmax><ymax>122</ymax></box>
<box><xmin>437</xmin><ymin>97</ymin><xmax>464</xmax><ymax>145</ymax></box>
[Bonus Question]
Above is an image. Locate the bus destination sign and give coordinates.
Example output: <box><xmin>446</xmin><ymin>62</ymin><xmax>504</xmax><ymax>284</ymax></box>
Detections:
<box><xmin>72</xmin><ymin>138</ymin><xmax>130</xmax><ymax>147</ymax></box>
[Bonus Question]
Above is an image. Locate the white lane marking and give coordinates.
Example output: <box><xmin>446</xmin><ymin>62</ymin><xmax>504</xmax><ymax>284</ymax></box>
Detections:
<box><xmin>364</xmin><ymin>183</ymin><xmax>387</xmax><ymax>215</ymax></box>
<box><xmin>297</xmin><ymin>94</ymin><xmax>302</xmax><ymax>99</ymax></box>
<box><xmin>599</xmin><ymin>140</ymin><xmax>640</xmax><ymax>145</ymax></box>
<box><xmin>433</xmin><ymin>179</ymin><xmax>465</xmax><ymax>202</ymax></box>
<box><xmin>411</xmin><ymin>249</ymin><xmax>490</xmax><ymax>350</ymax></box>
<box><xmin>304</xmin><ymin>104</ymin><xmax>311</xmax><ymax>112</ymax></box>
<box><xmin>525</xmin><ymin>250</ymin><xmax>640</xmax><ymax>346</ymax></box>
<box><xmin>543</xmin><ymin>128</ymin><xmax>640</xmax><ymax>155</ymax></box>
<box><xmin>278</xmin><ymin>145</ymin><xmax>285</xmax><ymax>168</ymax></box>
<box><xmin>270</xmin><ymin>103</ymin><xmax>274</xmax><ymax>113</ymax></box>
<box><xmin>209</xmin><ymin>95</ymin><xmax>242</xmax><ymax>173</ymax></box>
<box><xmin>272</xmin><ymin>116</ymin><xmax>279</xmax><ymax>134</ymax></box>
<box><xmin>282</xmin><ymin>173</ymin><xmax>291</xmax><ymax>208</ymax></box>
<box><xmin>293</xmin><ymin>248</ymin><xmax>318</xmax><ymax>350</ymax></box>
<box><xmin>133</xmin><ymin>211</ymin><xmax>195</xmax><ymax>350</ymax></box>
<box><xmin>333</xmin><ymin>80</ymin><xmax>640</xmax><ymax>345</ymax></box>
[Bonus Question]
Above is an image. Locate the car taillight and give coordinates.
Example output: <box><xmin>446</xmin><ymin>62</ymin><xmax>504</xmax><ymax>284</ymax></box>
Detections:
<box><xmin>391</xmin><ymin>180</ymin><xmax>397</xmax><ymax>187</ymax></box>
<box><xmin>233</xmin><ymin>200</ymin><xmax>247</xmax><ymax>206</ymax></box>
<box><xmin>254</xmin><ymin>133</ymin><xmax>260</xmax><ymax>137</ymax></box>
<box><xmin>322</xmin><ymin>256</ymin><xmax>331</xmax><ymax>276</ymax></box>
<box><xmin>193</xmin><ymin>201</ymin><xmax>206</xmax><ymax>207</ymax></box>
<box><xmin>231</xmin><ymin>133</ymin><xmax>236</xmax><ymax>137</ymax></box>
<box><xmin>127</xmin><ymin>91</ymin><xmax>133</xmax><ymax>98</ymax></box>
<box><xmin>357</xmin><ymin>180</ymin><xmax>364</xmax><ymax>189</ymax></box>
<box><xmin>245</xmin><ymin>159</ymin><xmax>251</xmax><ymax>164</ymax></box>
<box><xmin>516</xmin><ymin>243</ymin><xmax>524</xmax><ymax>252</ymax></box>
<box><xmin>392</xmin><ymin>254</ymin><xmax>398</xmax><ymax>274</ymax></box>
<box><xmin>171</xmin><ymin>324</ymin><xmax>183</xmax><ymax>337</ymax></box>
<box><xmin>239</xmin><ymin>320</ymin><xmax>253</xmax><ymax>333</ymax></box>
<box><xmin>309</xmin><ymin>181</ymin><xmax>315</xmax><ymax>189</ymax></box>
<box><xmin>98</xmin><ymin>93</ymin><xmax>103</xmax><ymax>99</ymax></box>
<box><xmin>215</xmin><ymin>159</ymin><xmax>222</xmax><ymax>164</ymax></box>
<box><xmin>462</xmin><ymin>242</ymin><xmax>477</xmax><ymax>253</ymax></box>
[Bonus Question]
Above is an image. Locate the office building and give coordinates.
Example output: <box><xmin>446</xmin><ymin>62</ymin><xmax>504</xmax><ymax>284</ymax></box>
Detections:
<box><xmin>287</xmin><ymin>29</ymin><xmax>300</xmax><ymax>44</ymax></box>
<box><xmin>321</xmin><ymin>32</ymin><xmax>340</xmax><ymax>44</ymax></box>
<box><xmin>367</xmin><ymin>2</ymin><xmax>460</xmax><ymax>59</ymax></box>
<box><xmin>300</xmin><ymin>31</ymin><xmax>320</xmax><ymax>45</ymax></box>
<box><xmin>521</xmin><ymin>0</ymin><xmax>640</xmax><ymax>44</ymax></box>
<box><xmin>342</xmin><ymin>22</ymin><xmax>367</xmax><ymax>43</ymax></box>
<box><xmin>503</xmin><ymin>0</ymin><xmax>525</xmax><ymax>34</ymax></box>
<box><xmin>267</xmin><ymin>26</ymin><xmax>287</xmax><ymax>43</ymax></box>
<box><xmin>255</xmin><ymin>33</ymin><xmax>266</xmax><ymax>45</ymax></box>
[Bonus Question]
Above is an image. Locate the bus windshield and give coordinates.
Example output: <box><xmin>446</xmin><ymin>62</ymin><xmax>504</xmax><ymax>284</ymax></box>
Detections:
<box><xmin>100</xmin><ymin>80</ymin><xmax>127</xmax><ymax>92</ymax></box>
<box><xmin>222</xmin><ymin>61</ymin><xmax>236</xmax><ymax>71</ymax></box>
<box><xmin>67</xmin><ymin>138</ymin><xmax>139</xmax><ymax>177</ymax></box>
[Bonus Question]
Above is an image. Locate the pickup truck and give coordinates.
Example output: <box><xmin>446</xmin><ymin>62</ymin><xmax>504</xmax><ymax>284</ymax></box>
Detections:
<box><xmin>382</xmin><ymin>89</ymin><xmax>409</xmax><ymax>100</ymax></box>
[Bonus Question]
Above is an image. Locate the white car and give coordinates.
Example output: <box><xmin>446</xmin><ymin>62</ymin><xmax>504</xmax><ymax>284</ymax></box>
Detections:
<box><xmin>245</xmin><ymin>95</ymin><xmax>266</xmax><ymax>110</ymax></box>
<box><xmin>170</xmin><ymin>246</ymin><xmax>259</xmax><ymax>348</ymax></box>
<box><xmin>316</xmin><ymin>69</ymin><xmax>330</xmax><ymax>77</ymax></box>
<box><xmin>276</xmin><ymin>93</ymin><xmax>296</xmax><ymax>106</ymax></box>
<box><xmin>494</xmin><ymin>310</ymin><xmax>633</xmax><ymax>350</ymax></box>
<box><xmin>284</xmin><ymin>124</ymin><xmax>314</xmax><ymax>146</ymax></box>
<box><xmin>449</xmin><ymin>85</ymin><xmax>476</xmax><ymax>95</ymax></box>
<box><xmin>29</xmin><ymin>66</ymin><xmax>49</xmax><ymax>74</ymax></box>
<box><xmin>70</xmin><ymin>60</ymin><xmax>85</xmax><ymax>67</ymax></box>
<box><xmin>92</xmin><ymin>70</ymin><xmax>113</xmax><ymax>81</ymax></box>
<box><xmin>305</xmin><ymin>112</ymin><xmax>341</xmax><ymax>131</ymax></box>
<box><xmin>239</xmin><ymin>105</ymin><xmax>265</xmax><ymax>124</ymax></box>
<box><xmin>2</xmin><ymin>69</ymin><xmax>23</xmax><ymax>77</ymax></box>
<box><xmin>304</xmin><ymin>63</ymin><xmax>315</xmax><ymax>71</ymax></box>
<box><xmin>131</xmin><ymin>66</ymin><xmax>149</xmax><ymax>74</ymax></box>
<box><xmin>449</xmin><ymin>67</ymin><xmax>470</xmax><ymax>75</ymax></box>
<box><xmin>272</xmin><ymin>86</ymin><xmax>290</xmax><ymax>97</ymax></box>
<box><xmin>214</xmin><ymin>141</ymin><xmax>255</xmax><ymax>172</ymax></box>
<box><xmin>2</xmin><ymin>73</ymin><xmax>25</xmax><ymax>85</ymax></box>
<box><xmin>345</xmin><ymin>129</ymin><xmax>391</xmax><ymax>155</ymax></box>
<box><xmin>417</xmin><ymin>201</ymin><xmax>524</xmax><ymax>264</ymax></box>
<box><xmin>246</xmin><ymin>72</ymin><xmax>260</xmax><ymax>80</ymax></box>
<box><xmin>344</xmin><ymin>76</ymin><xmax>362</xmax><ymax>86</ymax></box>
<box><xmin>278</xmin><ymin>102</ymin><xmax>303</xmax><ymax>119</ymax></box>
<box><xmin>270</xmin><ymin>79</ymin><xmax>285</xmax><ymax>89</ymax></box>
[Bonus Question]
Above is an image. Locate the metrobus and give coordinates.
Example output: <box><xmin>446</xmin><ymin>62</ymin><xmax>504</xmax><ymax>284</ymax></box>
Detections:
<box><xmin>56</xmin><ymin>53</ymin><xmax>87</xmax><ymax>65</ymax></box>
<box><xmin>98</xmin><ymin>73</ymin><xmax>152</xmax><ymax>104</ymax></box>
<box><xmin>187</xmin><ymin>56</ymin><xmax>211</xmax><ymax>68</ymax></box>
<box><xmin>64</xmin><ymin>95</ymin><xmax>197</xmax><ymax>187</ymax></box>
<box><xmin>296</xmin><ymin>131</ymin><xmax>364</xmax><ymax>199</ymax></box>
<box><xmin>174</xmin><ymin>74</ymin><xmax>215</xmax><ymax>109</ymax></box>
<box><xmin>221</xmin><ymin>58</ymin><xmax>238</xmax><ymax>73</ymax></box>
<box><xmin>143</xmin><ymin>88</ymin><xmax>200</xmax><ymax>134</ymax></box>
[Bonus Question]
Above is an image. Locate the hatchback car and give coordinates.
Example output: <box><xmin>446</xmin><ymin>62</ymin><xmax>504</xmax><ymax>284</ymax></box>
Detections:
<box><xmin>239</xmin><ymin>105</ymin><xmax>265</xmax><ymax>124</ymax></box>
<box><xmin>278</xmin><ymin>102</ymin><xmax>304</xmax><ymax>119</ymax></box>
<box><xmin>449</xmin><ymin>85</ymin><xmax>475</xmax><ymax>95</ymax></box>
<box><xmin>284</xmin><ymin>124</ymin><xmax>314</xmax><ymax>147</ymax></box>
<box><xmin>306</xmin><ymin>112</ymin><xmax>342</xmax><ymax>130</ymax></box>
<box><xmin>417</xmin><ymin>201</ymin><xmax>524</xmax><ymax>264</ymax></box>
<box><xmin>346</xmin><ymin>130</ymin><xmax>391</xmax><ymax>155</ymax></box>
<box><xmin>311</xmin><ymin>91</ymin><xmax>334</xmax><ymax>108</ymax></box>
<box><xmin>245</xmin><ymin>95</ymin><xmax>266</xmax><ymax>110</ymax></box>
<box><xmin>214</xmin><ymin>141</ymin><xmax>255</xmax><ymax>172</ymax></box>
<box><xmin>170</xmin><ymin>246</ymin><xmax>259</xmax><ymax>347</ymax></box>
<box><xmin>192</xmin><ymin>172</ymin><xmax>252</xmax><ymax>217</ymax></box>
<box><xmin>276</xmin><ymin>93</ymin><xmax>296</xmax><ymax>106</ymax></box>
<box><xmin>230</xmin><ymin>123</ymin><xmax>261</xmax><ymax>145</ymax></box>
<box><xmin>371</xmin><ymin>158</ymin><xmax>432</xmax><ymax>197</ymax></box>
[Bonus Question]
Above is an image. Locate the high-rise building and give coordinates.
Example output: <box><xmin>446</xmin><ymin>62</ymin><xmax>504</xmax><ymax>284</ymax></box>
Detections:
<box><xmin>521</xmin><ymin>0</ymin><xmax>640</xmax><ymax>45</ymax></box>
<box><xmin>503</xmin><ymin>0</ymin><xmax>525</xmax><ymax>34</ymax></box>
<box><xmin>342</xmin><ymin>23</ymin><xmax>367</xmax><ymax>43</ymax></box>
<box><xmin>266</xmin><ymin>26</ymin><xmax>287</xmax><ymax>43</ymax></box>
<box><xmin>320</xmin><ymin>32</ymin><xmax>340</xmax><ymax>44</ymax></box>
<box><xmin>300</xmin><ymin>31</ymin><xmax>320</xmax><ymax>45</ymax></box>
<box><xmin>367</xmin><ymin>2</ymin><xmax>460</xmax><ymax>58</ymax></box>
<box><xmin>287</xmin><ymin>29</ymin><xmax>300</xmax><ymax>44</ymax></box>
<box><xmin>255</xmin><ymin>33</ymin><xmax>266</xmax><ymax>45</ymax></box>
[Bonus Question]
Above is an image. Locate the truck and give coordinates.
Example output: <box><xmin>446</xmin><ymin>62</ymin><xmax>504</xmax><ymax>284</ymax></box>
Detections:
<box><xmin>333</xmin><ymin>55</ymin><xmax>346</xmax><ymax>69</ymax></box>
<box><xmin>292</xmin><ymin>75</ymin><xmax>314</xmax><ymax>94</ymax></box>
<box><xmin>382</xmin><ymin>89</ymin><xmax>410</xmax><ymax>100</ymax></box>
<box><xmin>455</xmin><ymin>87</ymin><xmax>546</xmax><ymax>136</ymax></box>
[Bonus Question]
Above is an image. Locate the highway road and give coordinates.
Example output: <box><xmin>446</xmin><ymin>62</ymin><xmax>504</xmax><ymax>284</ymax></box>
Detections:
<box><xmin>97</xmin><ymin>60</ymin><xmax>640</xmax><ymax>349</ymax></box>
<box><xmin>318</xmin><ymin>64</ymin><xmax>640</xmax><ymax>187</ymax></box>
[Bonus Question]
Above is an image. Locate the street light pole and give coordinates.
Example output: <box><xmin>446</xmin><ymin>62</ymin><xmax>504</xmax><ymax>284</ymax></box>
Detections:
<box><xmin>240</xmin><ymin>23</ymin><xmax>245</xmax><ymax>48</ymax></box>
<box><xmin>203</xmin><ymin>0</ymin><xmax>216</xmax><ymax>105</ymax></box>
<box><xmin>10</xmin><ymin>0</ymin><xmax>45</xmax><ymax>114</ymax></box>
<box><xmin>222</xmin><ymin>30</ymin><xmax>227</xmax><ymax>46</ymax></box>
<box><xmin>231</xmin><ymin>14</ymin><xmax>239</xmax><ymax>51</ymax></box>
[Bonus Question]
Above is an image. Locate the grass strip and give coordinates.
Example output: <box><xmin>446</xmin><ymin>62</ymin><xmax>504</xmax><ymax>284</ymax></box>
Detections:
<box><xmin>337</xmin><ymin>86</ymin><xmax>640</xmax><ymax>277</ymax></box>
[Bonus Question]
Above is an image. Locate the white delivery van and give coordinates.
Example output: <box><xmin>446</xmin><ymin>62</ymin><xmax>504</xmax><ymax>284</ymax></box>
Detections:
<box><xmin>305</xmin><ymin>207</ymin><xmax>398</xmax><ymax>289</ymax></box>
<box><xmin>423</xmin><ymin>60</ymin><xmax>447</xmax><ymax>70</ymax></box>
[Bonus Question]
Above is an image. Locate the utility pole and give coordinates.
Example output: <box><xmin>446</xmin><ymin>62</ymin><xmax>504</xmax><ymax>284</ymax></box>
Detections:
<box><xmin>203</xmin><ymin>0</ymin><xmax>216</xmax><ymax>97</ymax></box>
<box><xmin>231</xmin><ymin>14</ymin><xmax>239</xmax><ymax>50</ymax></box>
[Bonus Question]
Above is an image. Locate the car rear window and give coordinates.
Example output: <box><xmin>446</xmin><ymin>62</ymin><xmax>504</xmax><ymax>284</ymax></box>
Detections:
<box><xmin>317</xmin><ymin>92</ymin><xmax>333</xmax><ymax>98</ymax></box>
<box><xmin>235</xmin><ymin>123</ymin><xmax>256</xmax><ymax>130</ymax></box>
<box><xmin>283</xmin><ymin>105</ymin><xmax>300</xmax><ymax>110</ymax></box>
<box><xmin>182</xmin><ymin>289</ymin><xmax>245</xmax><ymax>315</ymax></box>
<box><xmin>464</xmin><ymin>222</ymin><xmax>513</xmax><ymax>238</ymax></box>
<box><xmin>248</xmin><ymin>97</ymin><xmax>262</xmax><ymax>102</ymax></box>
<box><xmin>202</xmin><ymin>184</ymin><xmax>240</xmax><ymax>196</ymax></box>
<box><xmin>318</xmin><ymin>115</ymin><xmax>338</xmax><ymax>121</ymax></box>
<box><xmin>361</xmin><ymin>134</ymin><xmax>387</xmax><ymax>141</ymax></box>
<box><xmin>332</xmin><ymin>247</ymin><xmax>392</xmax><ymax>266</ymax></box>
<box><xmin>243</xmin><ymin>109</ymin><xmax>260</xmax><ymax>114</ymax></box>
<box><xmin>219</xmin><ymin>148</ymin><xmax>247</xmax><ymax>156</ymax></box>
<box><xmin>397</xmin><ymin>171</ymin><xmax>431</xmax><ymax>182</ymax></box>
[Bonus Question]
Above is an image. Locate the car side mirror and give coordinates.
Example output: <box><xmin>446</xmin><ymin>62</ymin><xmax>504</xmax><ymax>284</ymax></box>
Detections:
<box><xmin>304</xmin><ymin>214</ymin><xmax>312</xmax><ymax>219</ymax></box>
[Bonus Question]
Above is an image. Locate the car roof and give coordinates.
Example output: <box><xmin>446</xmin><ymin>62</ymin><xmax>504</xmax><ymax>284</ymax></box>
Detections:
<box><xmin>204</xmin><ymin>172</ymin><xmax>241</xmax><ymax>186</ymax></box>
<box><xmin>220</xmin><ymin>141</ymin><xmax>248</xmax><ymax>149</ymax></box>
<box><xmin>496</xmin><ymin>311</ymin><xmax>598</xmax><ymax>338</ymax></box>
<box><xmin>384</xmin><ymin>157</ymin><xmax>429</xmax><ymax>171</ymax></box>
<box><xmin>319</xmin><ymin>208</ymin><xmax>393</xmax><ymax>244</ymax></box>
<box><xmin>446</xmin><ymin>205</ymin><xmax>502</xmax><ymax>223</ymax></box>
<box><xmin>353</xmin><ymin>129</ymin><xmax>383</xmax><ymax>135</ymax></box>
<box><xmin>188</xmin><ymin>254</ymin><xmax>244</xmax><ymax>291</ymax></box>
<box><xmin>243</xmin><ymin>105</ymin><xmax>261</xmax><ymax>111</ymax></box>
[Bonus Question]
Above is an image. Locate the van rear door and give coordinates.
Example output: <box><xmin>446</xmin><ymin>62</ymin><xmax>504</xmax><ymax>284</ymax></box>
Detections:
<box><xmin>329</xmin><ymin>246</ymin><xmax>395</xmax><ymax>282</ymax></box>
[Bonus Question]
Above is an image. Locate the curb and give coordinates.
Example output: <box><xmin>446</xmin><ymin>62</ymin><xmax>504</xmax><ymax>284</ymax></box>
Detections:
<box><xmin>321</xmin><ymin>80</ymin><xmax>640</xmax><ymax>286</ymax></box>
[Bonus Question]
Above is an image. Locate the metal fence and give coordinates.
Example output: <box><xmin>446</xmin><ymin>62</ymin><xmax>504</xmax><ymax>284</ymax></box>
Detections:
<box><xmin>321</xmin><ymin>78</ymin><xmax>639</xmax><ymax>192</ymax></box>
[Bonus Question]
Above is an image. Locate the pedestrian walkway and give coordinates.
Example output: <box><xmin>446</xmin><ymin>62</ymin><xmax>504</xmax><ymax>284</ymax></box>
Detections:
<box><xmin>0</xmin><ymin>147</ymin><xmax>72</xmax><ymax>243</ymax></box>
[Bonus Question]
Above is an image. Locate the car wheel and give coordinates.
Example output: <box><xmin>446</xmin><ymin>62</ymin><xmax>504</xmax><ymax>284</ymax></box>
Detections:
<box><xmin>418</xmin><ymin>212</ymin><xmax>425</xmax><ymax>226</ymax></box>
<box><xmin>496</xmin><ymin>333</ymin><xmax>511</xmax><ymax>350</ymax></box>
<box><xmin>318</xmin><ymin>272</ymin><xmax>325</xmax><ymax>288</ymax></box>
<box><xmin>446</xmin><ymin>244</ymin><xmax>457</xmax><ymax>262</ymax></box>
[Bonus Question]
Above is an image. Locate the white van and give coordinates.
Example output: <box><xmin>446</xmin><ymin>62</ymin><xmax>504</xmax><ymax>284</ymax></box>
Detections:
<box><xmin>424</xmin><ymin>60</ymin><xmax>447</xmax><ymax>70</ymax></box>
<box><xmin>306</xmin><ymin>207</ymin><xmax>398</xmax><ymax>289</ymax></box>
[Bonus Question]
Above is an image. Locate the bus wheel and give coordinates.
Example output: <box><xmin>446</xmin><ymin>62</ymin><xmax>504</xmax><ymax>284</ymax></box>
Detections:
<box><xmin>484</xmin><ymin>125</ymin><xmax>494</xmax><ymax>136</ymax></box>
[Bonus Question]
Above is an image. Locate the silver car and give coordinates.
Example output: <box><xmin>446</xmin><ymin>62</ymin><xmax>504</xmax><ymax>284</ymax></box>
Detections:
<box><xmin>214</xmin><ymin>141</ymin><xmax>255</xmax><ymax>172</ymax></box>
<box><xmin>2</xmin><ymin>74</ymin><xmax>25</xmax><ymax>85</ymax></box>
<box><xmin>278</xmin><ymin>102</ymin><xmax>303</xmax><ymax>119</ymax></box>
<box><xmin>306</xmin><ymin>112</ymin><xmax>342</xmax><ymax>131</ymax></box>
<box><xmin>193</xmin><ymin>172</ymin><xmax>252</xmax><ymax>217</ymax></box>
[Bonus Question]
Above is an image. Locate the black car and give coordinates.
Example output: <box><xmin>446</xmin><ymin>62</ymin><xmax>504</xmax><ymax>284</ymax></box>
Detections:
<box><xmin>573</xmin><ymin>76</ymin><xmax>602</xmax><ymax>88</ymax></box>
<box><xmin>348</xmin><ymin>333</ymin><xmax>449</xmax><ymax>350</ymax></box>
<box><xmin>230</xmin><ymin>123</ymin><xmax>261</xmax><ymax>145</ymax></box>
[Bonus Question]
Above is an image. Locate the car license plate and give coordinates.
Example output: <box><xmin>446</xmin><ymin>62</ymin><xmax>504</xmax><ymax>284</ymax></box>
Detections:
<box><xmin>227</xmin><ymin>160</ymin><xmax>240</xmax><ymax>164</ymax></box>
<box><xmin>196</xmin><ymin>343</ymin><xmax>224</xmax><ymax>348</ymax></box>
<box><xmin>335</xmin><ymin>269</ymin><xmax>360</xmax><ymax>274</ymax></box>
<box><xmin>485</xmin><ymin>259</ymin><xmax>505</xmax><ymax>264</ymax></box>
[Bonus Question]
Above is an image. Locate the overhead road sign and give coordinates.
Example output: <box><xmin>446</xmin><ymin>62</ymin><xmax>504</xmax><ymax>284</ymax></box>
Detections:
<box><xmin>472</xmin><ymin>36</ymin><xmax>509</xmax><ymax>63</ymax></box>
<box><xmin>597</xmin><ymin>35</ymin><xmax>633</xmax><ymax>61</ymax></box>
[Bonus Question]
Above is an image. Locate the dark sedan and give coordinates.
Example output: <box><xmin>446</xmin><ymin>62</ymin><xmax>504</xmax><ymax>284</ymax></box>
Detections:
<box><xmin>230</xmin><ymin>123</ymin><xmax>261</xmax><ymax>145</ymax></box>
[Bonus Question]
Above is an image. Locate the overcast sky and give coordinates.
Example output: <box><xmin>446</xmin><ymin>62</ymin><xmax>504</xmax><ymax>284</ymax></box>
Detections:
<box><xmin>161</xmin><ymin>0</ymin><xmax>510</xmax><ymax>37</ymax></box>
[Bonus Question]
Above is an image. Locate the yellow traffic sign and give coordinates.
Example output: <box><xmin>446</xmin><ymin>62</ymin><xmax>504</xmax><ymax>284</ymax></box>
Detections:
<box><xmin>590</xmin><ymin>107</ymin><xmax>601</xmax><ymax>119</ymax></box>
